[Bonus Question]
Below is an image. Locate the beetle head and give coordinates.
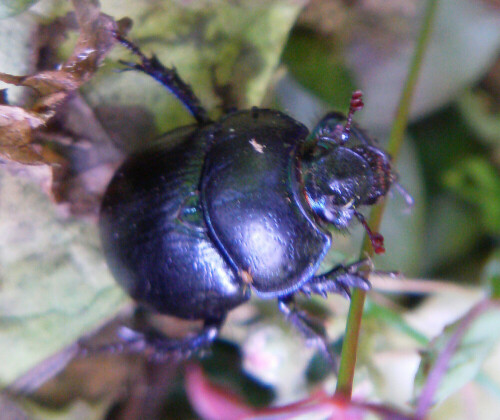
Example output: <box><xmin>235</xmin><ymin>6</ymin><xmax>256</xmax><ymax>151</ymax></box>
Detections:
<box><xmin>302</xmin><ymin>94</ymin><xmax>393</xmax><ymax>254</ymax></box>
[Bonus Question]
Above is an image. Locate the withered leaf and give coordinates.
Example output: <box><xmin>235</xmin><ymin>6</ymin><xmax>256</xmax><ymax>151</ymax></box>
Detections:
<box><xmin>0</xmin><ymin>105</ymin><xmax>56</xmax><ymax>164</ymax></box>
<box><xmin>0</xmin><ymin>0</ymin><xmax>126</xmax><ymax>165</ymax></box>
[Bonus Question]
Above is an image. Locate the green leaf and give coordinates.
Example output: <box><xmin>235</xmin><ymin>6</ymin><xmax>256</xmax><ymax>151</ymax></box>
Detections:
<box><xmin>0</xmin><ymin>168</ymin><xmax>127</xmax><ymax>387</ymax></box>
<box><xmin>281</xmin><ymin>29</ymin><xmax>355</xmax><ymax>110</ymax></box>
<box><xmin>85</xmin><ymin>0</ymin><xmax>306</xmax><ymax>137</ymax></box>
<box><xmin>410</xmin><ymin>105</ymin><xmax>485</xmax><ymax>197</ymax></box>
<box><xmin>421</xmin><ymin>195</ymin><xmax>482</xmax><ymax>272</ymax></box>
<box><xmin>23</xmin><ymin>398</ymin><xmax>110</xmax><ymax>420</ymax></box>
<box><xmin>0</xmin><ymin>0</ymin><xmax>38</xmax><ymax>19</ymax></box>
<box><xmin>444</xmin><ymin>157</ymin><xmax>500</xmax><ymax>235</ymax></box>
<box><xmin>483</xmin><ymin>249</ymin><xmax>500</xmax><ymax>299</ymax></box>
<box><xmin>410</xmin><ymin>106</ymin><xmax>486</xmax><ymax>271</ymax></box>
<box><xmin>457</xmin><ymin>88</ymin><xmax>500</xmax><ymax>147</ymax></box>
<box><xmin>364</xmin><ymin>300</ymin><xmax>429</xmax><ymax>346</ymax></box>
<box><xmin>414</xmin><ymin>303</ymin><xmax>500</xmax><ymax>406</ymax></box>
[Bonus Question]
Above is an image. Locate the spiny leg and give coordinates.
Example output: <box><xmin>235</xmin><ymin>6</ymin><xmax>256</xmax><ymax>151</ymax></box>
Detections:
<box><xmin>300</xmin><ymin>259</ymin><xmax>372</xmax><ymax>299</ymax></box>
<box><xmin>113</xmin><ymin>32</ymin><xmax>211</xmax><ymax>125</ymax></box>
<box><xmin>79</xmin><ymin>316</ymin><xmax>225</xmax><ymax>363</ymax></box>
<box><xmin>278</xmin><ymin>296</ymin><xmax>337</xmax><ymax>370</ymax></box>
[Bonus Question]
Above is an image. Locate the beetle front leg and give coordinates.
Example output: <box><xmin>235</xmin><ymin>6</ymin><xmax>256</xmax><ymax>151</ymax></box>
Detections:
<box><xmin>278</xmin><ymin>296</ymin><xmax>337</xmax><ymax>370</ymax></box>
<box><xmin>79</xmin><ymin>316</ymin><xmax>224</xmax><ymax>362</ymax></box>
<box><xmin>300</xmin><ymin>259</ymin><xmax>372</xmax><ymax>299</ymax></box>
<box><xmin>113</xmin><ymin>32</ymin><xmax>211</xmax><ymax>125</ymax></box>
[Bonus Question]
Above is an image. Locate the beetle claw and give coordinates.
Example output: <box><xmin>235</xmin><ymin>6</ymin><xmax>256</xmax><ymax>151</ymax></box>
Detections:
<box><xmin>340</xmin><ymin>284</ymin><xmax>351</xmax><ymax>299</ymax></box>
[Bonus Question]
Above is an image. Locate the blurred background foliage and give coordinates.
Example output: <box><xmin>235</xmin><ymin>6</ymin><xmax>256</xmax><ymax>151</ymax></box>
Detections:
<box><xmin>0</xmin><ymin>0</ymin><xmax>499</xmax><ymax>419</ymax></box>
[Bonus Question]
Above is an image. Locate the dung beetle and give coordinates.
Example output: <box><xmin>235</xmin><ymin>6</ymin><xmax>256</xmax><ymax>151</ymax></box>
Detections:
<box><xmin>97</xmin><ymin>33</ymin><xmax>395</xmax><ymax>361</ymax></box>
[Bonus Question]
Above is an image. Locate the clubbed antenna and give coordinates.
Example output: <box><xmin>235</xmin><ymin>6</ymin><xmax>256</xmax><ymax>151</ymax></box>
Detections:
<box><xmin>354</xmin><ymin>210</ymin><xmax>385</xmax><ymax>254</ymax></box>
<box><xmin>342</xmin><ymin>90</ymin><xmax>364</xmax><ymax>141</ymax></box>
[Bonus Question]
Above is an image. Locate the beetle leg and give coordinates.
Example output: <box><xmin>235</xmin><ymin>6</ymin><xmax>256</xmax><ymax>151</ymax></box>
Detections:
<box><xmin>113</xmin><ymin>32</ymin><xmax>211</xmax><ymax>125</ymax></box>
<box><xmin>278</xmin><ymin>297</ymin><xmax>337</xmax><ymax>371</ymax></box>
<box><xmin>300</xmin><ymin>259</ymin><xmax>372</xmax><ymax>299</ymax></box>
<box><xmin>78</xmin><ymin>317</ymin><xmax>224</xmax><ymax>362</ymax></box>
<box><xmin>144</xmin><ymin>318</ymin><xmax>223</xmax><ymax>362</ymax></box>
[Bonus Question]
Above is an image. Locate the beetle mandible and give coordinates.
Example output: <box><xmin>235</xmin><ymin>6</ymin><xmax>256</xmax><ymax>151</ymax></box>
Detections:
<box><xmin>97</xmin><ymin>32</ymin><xmax>395</xmax><ymax>361</ymax></box>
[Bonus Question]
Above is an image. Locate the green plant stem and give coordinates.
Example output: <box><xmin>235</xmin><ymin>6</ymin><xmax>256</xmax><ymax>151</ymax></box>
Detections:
<box><xmin>335</xmin><ymin>0</ymin><xmax>440</xmax><ymax>399</ymax></box>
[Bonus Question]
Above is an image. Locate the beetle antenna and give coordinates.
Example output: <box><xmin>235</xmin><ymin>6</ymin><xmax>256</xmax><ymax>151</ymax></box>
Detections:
<box><xmin>353</xmin><ymin>210</ymin><xmax>385</xmax><ymax>254</ymax></box>
<box><xmin>342</xmin><ymin>90</ymin><xmax>364</xmax><ymax>142</ymax></box>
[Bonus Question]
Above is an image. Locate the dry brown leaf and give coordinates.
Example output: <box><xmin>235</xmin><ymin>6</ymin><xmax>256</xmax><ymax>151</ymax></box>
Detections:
<box><xmin>0</xmin><ymin>0</ymin><xmax>128</xmax><ymax>166</ymax></box>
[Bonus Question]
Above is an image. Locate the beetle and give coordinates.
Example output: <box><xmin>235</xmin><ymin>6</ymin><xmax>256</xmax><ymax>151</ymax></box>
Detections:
<box><xmin>97</xmin><ymin>33</ymin><xmax>395</xmax><ymax>361</ymax></box>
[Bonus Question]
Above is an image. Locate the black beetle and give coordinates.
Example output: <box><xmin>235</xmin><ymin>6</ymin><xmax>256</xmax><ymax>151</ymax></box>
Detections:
<box><xmin>97</xmin><ymin>34</ymin><xmax>395</xmax><ymax>361</ymax></box>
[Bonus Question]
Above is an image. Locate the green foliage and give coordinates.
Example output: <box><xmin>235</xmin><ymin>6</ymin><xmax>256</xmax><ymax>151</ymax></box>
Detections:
<box><xmin>0</xmin><ymin>0</ymin><xmax>304</xmax><ymax>388</ymax></box>
<box><xmin>444</xmin><ymin>157</ymin><xmax>500</xmax><ymax>235</ymax></box>
<box><xmin>1</xmin><ymin>0</ymin><xmax>500</xmax><ymax>418</ymax></box>
<box><xmin>282</xmin><ymin>29</ymin><xmax>355</xmax><ymax>109</ymax></box>
<box><xmin>86</xmin><ymin>0</ymin><xmax>305</xmax><ymax>136</ymax></box>
<box><xmin>483</xmin><ymin>250</ymin><xmax>500</xmax><ymax>299</ymax></box>
<box><xmin>0</xmin><ymin>169</ymin><xmax>126</xmax><ymax>386</ymax></box>
<box><xmin>458</xmin><ymin>88</ymin><xmax>500</xmax><ymax>146</ymax></box>
<box><xmin>364</xmin><ymin>300</ymin><xmax>428</xmax><ymax>346</ymax></box>
<box><xmin>0</xmin><ymin>0</ymin><xmax>38</xmax><ymax>19</ymax></box>
<box><xmin>414</xmin><ymin>303</ymin><xmax>500</xmax><ymax>406</ymax></box>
